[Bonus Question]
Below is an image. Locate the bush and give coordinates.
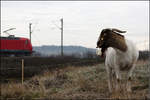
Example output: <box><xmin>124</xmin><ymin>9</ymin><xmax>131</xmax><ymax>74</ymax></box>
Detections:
<box><xmin>138</xmin><ymin>50</ymin><xmax>150</xmax><ymax>60</ymax></box>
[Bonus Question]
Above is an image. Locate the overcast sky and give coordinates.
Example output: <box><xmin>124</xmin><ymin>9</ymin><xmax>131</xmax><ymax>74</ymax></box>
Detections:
<box><xmin>1</xmin><ymin>1</ymin><xmax>149</xmax><ymax>50</ymax></box>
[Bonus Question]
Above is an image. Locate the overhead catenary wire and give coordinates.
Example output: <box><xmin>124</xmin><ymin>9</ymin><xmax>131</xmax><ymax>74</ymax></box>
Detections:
<box><xmin>32</xmin><ymin>33</ymin><xmax>42</xmax><ymax>46</ymax></box>
<box><xmin>135</xmin><ymin>40</ymin><xmax>149</xmax><ymax>50</ymax></box>
<box><xmin>28</xmin><ymin>21</ymin><xmax>43</xmax><ymax>46</ymax></box>
<box><xmin>50</xmin><ymin>18</ymin><xmax>64</xmax><ymax>56</ymax></box>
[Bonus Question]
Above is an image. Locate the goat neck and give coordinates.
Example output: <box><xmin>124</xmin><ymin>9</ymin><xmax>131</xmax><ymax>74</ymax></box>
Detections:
<box><xmin>107</xmin><ymin>32</ymin><xmax>128</xmax><ymax>52</ymax></box>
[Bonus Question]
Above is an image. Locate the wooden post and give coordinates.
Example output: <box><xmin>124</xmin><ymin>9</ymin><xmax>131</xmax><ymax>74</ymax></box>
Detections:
<box><xmin>60</xmin><ymin>18</ymin><xmax>63</xmax><ymax>56</ymax></box>
<box><xmin>22</xmin><ymin>59</ymin><xmax>24</xmax><ymax>84</ymax></box>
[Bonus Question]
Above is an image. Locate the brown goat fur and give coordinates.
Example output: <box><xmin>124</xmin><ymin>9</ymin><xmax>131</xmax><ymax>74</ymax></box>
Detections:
<box><xmin>106</xmin><ymin>32</ymin><xmax>127</xmax><ymax>52</ymax></box>
<box><xmin>97</xmin><ymin>29</ymin><xmax>127</xmax><ymax>52</ymax></box>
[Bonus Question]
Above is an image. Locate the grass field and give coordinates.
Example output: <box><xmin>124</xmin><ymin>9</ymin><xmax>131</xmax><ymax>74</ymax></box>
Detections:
<box><xmin>0</xmin><ymin>60</ymin><xmax>149</xmax><ymax>99</ymax></box>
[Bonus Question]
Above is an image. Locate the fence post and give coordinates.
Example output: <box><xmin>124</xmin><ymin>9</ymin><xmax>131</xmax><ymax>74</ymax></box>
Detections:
<box><xmin>22</xmin><ymin>59</ymin><xmax>24</xmax><ymax>84</ymax></box>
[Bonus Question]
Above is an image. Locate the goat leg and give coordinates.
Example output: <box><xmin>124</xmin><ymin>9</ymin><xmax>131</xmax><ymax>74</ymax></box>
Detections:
<box><xmin>114</xmin><ymin>66</ymin><xmax>122</xmax><ymax>92</ymax></box>
<box><xmin>106</xmin><ymin>66</ymin><xmax>113</xmax><ymax>93</ymax></box>
<box><xmin>127</xmin><ymin>63</ymin><xmax>136</xmax><ymax>92</ymax></box>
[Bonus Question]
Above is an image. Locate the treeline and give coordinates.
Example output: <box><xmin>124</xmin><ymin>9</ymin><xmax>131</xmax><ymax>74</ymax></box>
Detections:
<box><xmin>33</xmin><ymin>50</ymin><xmax>150</xmax><ymax>60</ymax></box>
<box><xmin>32</xmin><ymin>51</ymin><xmax>99</xmax><ymax>59</ymax></box>
<box><xmin>138</xmin><ymin>50</ymin><xmax>150</xmax><ymax>60</ymax></box>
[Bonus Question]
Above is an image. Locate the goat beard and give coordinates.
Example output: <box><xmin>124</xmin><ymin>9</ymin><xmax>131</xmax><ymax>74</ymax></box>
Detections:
<box><xmin>101</xmin><ymin>46</ymin><xmax>108</xmax><ymax>57</ymax></box>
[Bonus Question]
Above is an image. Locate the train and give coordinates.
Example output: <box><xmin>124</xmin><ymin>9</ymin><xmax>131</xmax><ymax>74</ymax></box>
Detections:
<box><xmin>0</xmin><ymin>35</ymin><xmax>33</xmax><ymax>56</ymax></box>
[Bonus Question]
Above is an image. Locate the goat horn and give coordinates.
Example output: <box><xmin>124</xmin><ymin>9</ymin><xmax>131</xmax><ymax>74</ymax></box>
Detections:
<box><xmin>112</xmin><ymin>28</ymin><xmax>126</xmax><ymax>33</ymax></box>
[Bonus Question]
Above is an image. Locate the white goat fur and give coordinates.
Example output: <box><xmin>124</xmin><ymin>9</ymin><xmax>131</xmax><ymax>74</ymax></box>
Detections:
<box><xmin>97</xmin><ymin>39</ymin><xmax>139</xmax><ymax>92</ymax></box>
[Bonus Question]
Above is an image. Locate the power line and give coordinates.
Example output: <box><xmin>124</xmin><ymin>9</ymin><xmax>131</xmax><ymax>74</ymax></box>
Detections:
<box><xmin>32</xmin><ymin>33</ymin><xmax>42</xmax><ymax>46</ymax></box>
<box><xmin>31</xmin><ymin>21</ymin><xmax>39</xmax><ymax>33</ymax></box>
<box><xmin>50</xmin><ymin>18</ymin><xmax>64</xmax><ymax>56</ymax></box>
<box><xmin>51</xmin><ymin>20</ymin><xmax>61</xmax><ymax>30</ymax></box>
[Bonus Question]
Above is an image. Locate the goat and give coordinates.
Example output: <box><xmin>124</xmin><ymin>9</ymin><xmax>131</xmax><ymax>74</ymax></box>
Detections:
<box><xmin>96</xmin><ymin>28</ymin><xmax>139</xmax><ymax>93</ymax></box>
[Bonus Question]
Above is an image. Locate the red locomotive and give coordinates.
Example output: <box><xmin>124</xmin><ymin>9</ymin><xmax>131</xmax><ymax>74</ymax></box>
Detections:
<box><xmin>0</xmin><ymin>35</ymin><xmax>33</xmax><ymax>56</ymax></box>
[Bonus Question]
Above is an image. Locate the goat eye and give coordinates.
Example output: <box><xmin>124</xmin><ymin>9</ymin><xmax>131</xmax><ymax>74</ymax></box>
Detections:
<box><xmin>101</xmin><ymin>37</ymin><xmax>104</xmax><ymax>40</ymax></box>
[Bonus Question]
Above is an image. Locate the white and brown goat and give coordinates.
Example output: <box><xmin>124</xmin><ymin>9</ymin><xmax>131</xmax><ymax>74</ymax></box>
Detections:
<box><xmin>96</xmin><ymin>28</ymin><xmax>139</xmax><ymax>93</ymax></box>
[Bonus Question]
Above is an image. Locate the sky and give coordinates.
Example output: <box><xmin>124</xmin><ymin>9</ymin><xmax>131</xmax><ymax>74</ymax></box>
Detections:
<box><xmin>1</xmin><ymin>1</ymin><xmax>149</xmax><ymax>50</ymax></box>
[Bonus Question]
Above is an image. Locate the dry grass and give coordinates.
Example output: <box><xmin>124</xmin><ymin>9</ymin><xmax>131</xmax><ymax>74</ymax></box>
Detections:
<box><xmin>0</xmin><ymin>60</ymin><xmax>149</xmax><ymax>99</ymax></box>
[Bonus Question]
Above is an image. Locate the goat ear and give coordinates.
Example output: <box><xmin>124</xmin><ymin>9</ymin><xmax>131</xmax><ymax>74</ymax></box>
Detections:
<box><xmin>112</xmin><ymin>28</ymin><xmax>126</xmax><ymax>33</ymax></box>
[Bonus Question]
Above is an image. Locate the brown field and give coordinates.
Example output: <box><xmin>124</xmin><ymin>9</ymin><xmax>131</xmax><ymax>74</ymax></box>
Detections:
<box><xmin>0</xmin><ymin>59</ymin><xmax>149</xmax><ymax>99</ymax></box>
<box><xmin>0</xmin><ymin>56</ymin><xmax>103</xmax><ymax>80</ymax></box>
